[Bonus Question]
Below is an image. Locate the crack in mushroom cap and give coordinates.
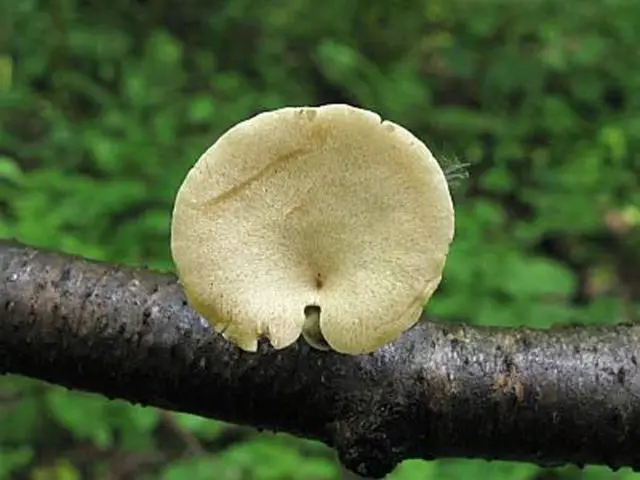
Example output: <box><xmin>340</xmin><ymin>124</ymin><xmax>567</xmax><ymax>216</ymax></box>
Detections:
<box><xmin>170</xmin><ymin>104</ymin><xmax>455</xmax><ymax>354</ymax></box>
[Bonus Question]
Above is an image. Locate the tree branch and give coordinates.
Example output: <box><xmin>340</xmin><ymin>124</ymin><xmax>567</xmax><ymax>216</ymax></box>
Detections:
<box><xmin>1</xmin><ymin>240</ymin><xmax>639</xmax><ymax>478</ymax></box>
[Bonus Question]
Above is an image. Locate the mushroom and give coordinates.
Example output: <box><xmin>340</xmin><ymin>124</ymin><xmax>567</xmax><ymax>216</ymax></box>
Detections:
<box><xmin>170</xmin><ymin>104</ymin><xmax>454</xmax><ymax>355</ymax></box>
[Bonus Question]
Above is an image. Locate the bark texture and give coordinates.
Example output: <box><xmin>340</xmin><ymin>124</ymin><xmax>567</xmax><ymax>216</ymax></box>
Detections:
<box><xmin>1</xmin><ymin>240</ymin><xmax>640</xmax><ymax>478</ymax></box>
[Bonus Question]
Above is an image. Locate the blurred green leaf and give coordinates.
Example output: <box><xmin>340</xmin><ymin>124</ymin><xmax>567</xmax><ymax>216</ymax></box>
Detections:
<box><xmin>501</xmin><ymin>257</ymin><xmax>576</xmax><ymax>298</ymax></box>
<box><xmin>216</xmin><ymin>436</ymin><xmax>338</xmax><ymax>480</ymax></box>
<box><xmin>160</xmin><ymin>457</ymin><xmax>221</xmax><ymax>480</ymax></box>
<box><xmin>187</xmin><ymin>96</ymin><xmax>217</xmax><ymax>124</ymax></box>
<box><xmin>31</xmin><ymin>459</ymin><xmax>81</xmax><ymax>480</ymax></box>
<box><xmin>0</xmin><ymin>395</ymin><xmax>41</xmax><ymax>443</ymax></box>
<box><xmin>0</xmin><ymin>157</ymin><xmax>22</xmax><ymax>183</ymax></box>
<box><xmin>0</xmin><ymin>446</ymin><xmax>34</xmax><ymax>479</ymax></box>
<box><xmin>389</xmin><ymin>459</ymin><xmax>439</xmax><ymax>479</ymax></box>
<box><xmin>171</xmin><ymin>413</ymin><xmax>227</xmax><ymax>440</ymax></box>
<box><xmin>46</xmin><ymin>389</ymin><xmax>113</xmax><ymax>448</ymax></box>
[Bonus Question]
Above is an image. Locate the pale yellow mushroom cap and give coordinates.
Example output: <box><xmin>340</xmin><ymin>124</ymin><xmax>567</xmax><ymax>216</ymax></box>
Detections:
<box><xmin>170</xmin><ymin>104</ymin><xmax>454</xmax><ymax>355</ymax></box>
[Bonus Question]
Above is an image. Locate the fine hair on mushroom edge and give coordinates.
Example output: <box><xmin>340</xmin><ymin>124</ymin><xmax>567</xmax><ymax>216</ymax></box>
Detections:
<box><xmin>170</xmin><ymin>104</ymin><xmax>456</xmax><ymax>355</ymax></box>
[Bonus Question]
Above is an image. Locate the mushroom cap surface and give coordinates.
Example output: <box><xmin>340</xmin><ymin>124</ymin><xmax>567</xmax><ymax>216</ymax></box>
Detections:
<box><xmin>171</xmin><ymin>104</ymin><xmax>454</xmax><ymax>354</ymax></box>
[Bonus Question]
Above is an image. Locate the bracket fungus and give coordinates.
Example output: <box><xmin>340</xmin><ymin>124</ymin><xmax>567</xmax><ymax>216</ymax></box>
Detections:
<box><xmin>170</xmin><ymin>104</ymin><xmax>455</xmax><ymax>355</ymax></box>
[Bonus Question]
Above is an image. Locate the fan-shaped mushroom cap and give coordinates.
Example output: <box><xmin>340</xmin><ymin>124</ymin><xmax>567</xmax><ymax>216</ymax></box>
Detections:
<box><xmin>171</xmin><ymin>104</ymin><xmax>454</xmax><ymax>354</ymax></box>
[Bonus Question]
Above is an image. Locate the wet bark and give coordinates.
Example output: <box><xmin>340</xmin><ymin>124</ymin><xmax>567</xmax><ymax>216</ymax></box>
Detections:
<box><xmin>1</xmin><ymin>240</ymin><xmax>640</xmax><ymax>478</ymax></box>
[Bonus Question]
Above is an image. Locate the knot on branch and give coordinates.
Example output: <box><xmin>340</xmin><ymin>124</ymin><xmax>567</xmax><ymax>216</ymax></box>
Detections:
<box><xmin>333</xmin><ymin>424</ymin><xmax>401</xmax><ymax>478</ymax></box>
<box><xmin>328</xmin><ymin>385</ymin><xmax>425</xmax><ymax>478</ymax></box>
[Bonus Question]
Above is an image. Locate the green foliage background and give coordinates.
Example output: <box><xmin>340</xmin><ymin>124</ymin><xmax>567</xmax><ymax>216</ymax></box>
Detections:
<box><xmin>1</xmin><ymin>0</ymin><xmax>639</xmax><ymax>478</ymax></box>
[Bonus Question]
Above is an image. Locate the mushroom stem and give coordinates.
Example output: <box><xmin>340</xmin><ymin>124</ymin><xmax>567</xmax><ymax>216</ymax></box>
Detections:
<box><xmin>302</xmin><ymin>305</ymin><xmax>330</xmax><ymax>351</ymax></box>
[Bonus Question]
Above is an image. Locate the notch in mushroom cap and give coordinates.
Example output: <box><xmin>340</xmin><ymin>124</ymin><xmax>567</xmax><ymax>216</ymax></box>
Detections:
<box><xmin>170</xmin><ymin>104</ymin><xmax>455</xmax><ymax>355</ymax></box>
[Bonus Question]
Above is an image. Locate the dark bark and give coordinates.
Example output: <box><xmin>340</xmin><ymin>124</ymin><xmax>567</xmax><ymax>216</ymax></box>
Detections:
<box><xmin>1</xmin><ymin>240</ymin><xmax>640</xmax><ymax>478</ymax></box>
